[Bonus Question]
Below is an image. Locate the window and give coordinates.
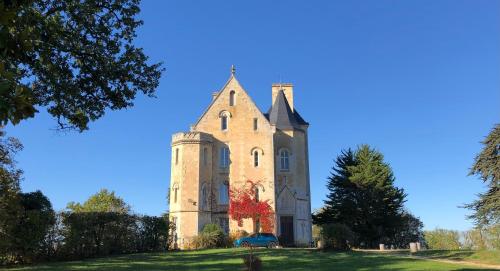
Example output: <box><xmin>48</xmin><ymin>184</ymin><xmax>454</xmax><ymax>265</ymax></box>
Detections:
<box><xmin>203</xmin><ymin>148</ymin><xmax>208</xmax><ymax>166</ymax></box>
<box><xmin>219</xmin><ymin>183</ymin><xmax>229</xmax><ymax>204</ymax></box>
<box><xmin>255</xmin><ymin>186</ymin><xmax>259</xmax><ymax>202</ymax></box>
<box><xmin>229</xmin><ymin>90</ymin><xmax>235</xmax><ymax>106</ymax></box>
<box><xmin>221</xmin><ymin>116</ymin><xmax>228</xmax><ymax>130</ymax></box>
<box><xmin>175</xmin><ymin>148</ymin><xmax>179</xmax><ymax>165</ymax></box>
<box><xmin>280</xmin><ymin>150</ymin><xmax>290</xmax><ymax>171</ymax></box>
<box><xmin>173</xmin><ymin>187</ymin><xmax>178</xmax><ymax>203</ymax></box>
<box><xmin>253</xmin><ymin>151</ymin><xmax>259</xmax><ymax>167</ymax></box>
<box><xmin>253</xmin><ymin>118</ymin><xmax>258</xmax><ymax>130</ymax></box>
<box><xmin>219</xmin><ymin>147</ymin><xmax>230</xmax><ymax>168</ymax></box>
<box><xmin>201</xmin><ymin>183</ymin><xmax>207</xmax><ymax>210</ymax></box>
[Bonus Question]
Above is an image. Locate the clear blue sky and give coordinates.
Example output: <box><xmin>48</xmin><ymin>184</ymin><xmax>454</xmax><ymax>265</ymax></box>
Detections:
<box><xmin>6</xmin><ymin>0</ymin><xmax>499</xmax><ymax>231</ymax></box>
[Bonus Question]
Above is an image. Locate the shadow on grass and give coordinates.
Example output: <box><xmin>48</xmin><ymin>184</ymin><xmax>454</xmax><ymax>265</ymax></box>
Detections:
<box><xmin>3</xmin><ymin>249</ymin><xmax>495</xmax><ymax>271</ymax></box>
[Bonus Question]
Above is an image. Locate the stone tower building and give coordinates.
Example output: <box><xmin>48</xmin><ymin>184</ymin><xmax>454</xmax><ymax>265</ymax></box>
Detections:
<box><xmin>169</xmin><ymin>67</ymin><xmax>312</xmax><ymax>248</ymax></box>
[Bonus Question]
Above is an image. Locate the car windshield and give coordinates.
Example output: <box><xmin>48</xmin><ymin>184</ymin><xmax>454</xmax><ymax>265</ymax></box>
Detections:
<box><xmin>249</xmin><ymin>233</ymin><xmax>257</xmax><ymax>238</ymax></box>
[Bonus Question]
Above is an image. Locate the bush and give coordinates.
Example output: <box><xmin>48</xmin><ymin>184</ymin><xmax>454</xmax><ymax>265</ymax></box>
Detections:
<box><xmin>424</xmin><ymin>229</ymin><xmax>461</xmax><ymax>250</ymax></box>
<box><xmin>228</xmin><ymin>230</ymin><xmax>249</xmax><ymax>247</ymax></box>
<box><xmin>320</xmin><ymin>223</ymin><xmax>356</xmax><ymax>250</ymax></box>
<box><xmin>191</xmin><ymin>223</ymin><xmax>226</xmax><ymax>249</ymax></box>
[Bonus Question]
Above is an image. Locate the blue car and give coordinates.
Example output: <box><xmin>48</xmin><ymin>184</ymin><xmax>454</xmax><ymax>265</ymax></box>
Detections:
<box><xmin>234</xmin><ymin>233</ymin><xmax>279</xmax><ymax>248</ymax></box>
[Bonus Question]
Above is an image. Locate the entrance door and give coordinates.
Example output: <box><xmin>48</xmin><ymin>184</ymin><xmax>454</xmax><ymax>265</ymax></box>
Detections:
<box><xmin>280</xmin><ymin>216</ymin><xmax>294</xmax><ymax>246</ymax></box>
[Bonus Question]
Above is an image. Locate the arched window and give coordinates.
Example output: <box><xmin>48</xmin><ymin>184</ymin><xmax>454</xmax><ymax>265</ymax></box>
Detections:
<box><xmin>229</xmin><ymin>90</ymin><xmax>235</xmax><ymax>106</ymax></box>
<box><xmin>280</xmin><ymin>150</ymin><xmax>290</xmax><ymax>171</ymax></box>
<box><xmin>221</xmin><ymin>116</ymin><xmax>228</xmax><ymax>130</ymax></box>
<box><xmin>254</xmin><ymin>151</ymin><xmax>259</xmax><ymax>167</ymax></box>
<box><xmin>219</xmin><ymin>111</ymin><xmax>231</xmax><ymax>131</ymax></box>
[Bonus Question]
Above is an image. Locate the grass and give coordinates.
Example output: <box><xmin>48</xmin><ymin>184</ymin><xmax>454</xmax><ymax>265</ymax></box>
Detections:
<box><xmin>409</xmin><ymin>250</ymin><xmax>500</xmax><ymax>266</ymax></box>
<box><xmin>2</xmin><ymin>248</ymin><xmax>498</xmax><ymax>271</ymax></box>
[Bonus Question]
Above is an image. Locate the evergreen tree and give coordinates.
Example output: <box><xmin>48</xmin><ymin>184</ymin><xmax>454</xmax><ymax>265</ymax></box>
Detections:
<box><xmin>314</xmin><ymin>145</ymin><xmax>409</xmax><ymax>248</ymax></box>
<box><xmin>465</xmin><ymin>124</ymin><xmax>500</xmax><ymax>226</ymax></box>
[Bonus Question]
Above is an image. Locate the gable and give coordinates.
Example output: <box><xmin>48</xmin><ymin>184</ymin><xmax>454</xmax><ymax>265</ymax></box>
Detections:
<box><xmin>193</xmin><ymin>75</ymin><xmax>271</xmax><ymax>132</ymax></box>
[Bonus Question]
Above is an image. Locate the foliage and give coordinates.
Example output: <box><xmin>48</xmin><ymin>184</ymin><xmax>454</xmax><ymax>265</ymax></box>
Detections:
<box><xmin>312</xmin><ymin>224</ymin><xmax>321</xmax><ymax>242</ymax></box>
<box><xmin>228</xmin><ymin>229</ymin><xmax>249</xmax><ymax>247</ymax></box>
<box><xmin>229</xmin><ymin>180</ymin><xmax>274</xmax><ymax>233</ymax></box>
<box><xmin>0</xmin><ymin>0</ymin><xmax>164</xmax><ymax>131</ymax></box>
<box><xmin>0</xmin><ymin>131</ymin><xmax>56</xmax><ymax>265</ymax></box>
<box><xmin>319</xmin><ymin>223</ymin><xmax>356</xmax><ymax>250</ymax></box>
<box><xmin>424</xmin><ymin>229</ymin><xmax>461</xmax><ymax>250</ymax></box>
<box><xmin>1</xmin><ymin>188</ymin><xmax>171</xmax><ymax>265</ymax></box>
<box><xmin>66</xmin><ymin>189</ymin><xmax>131</xmax><ymax>213</ymax></box>
<box><xmin>191</xmin><ymin>223</ymin><xmax>226</xmax><ymax>249</ymax></box>
<box><xmin>390</xmin><ymin>211</ymin><xmax>425</xmax><ymax>249</ymax></box>
<box><xmin>0</xmin><ymin>191</ymin><xmax>55</xmax><ymax>264</ymax></box>
<box><xmin>37</xmin><ymin>212</ymin><xmax>170</xmax><ymax>262</ymax></box>
<box><xmin>314</xmin><ymin>145</ymin><xmax>415</xmax><ymax>248</ymax></box>
<box><xmin>462</xmin><ymin>224</ymin><xmax>500</xmax><ymax>250</ymax></box>
<box><xmin>0</xmin><ymin>129</ymin><xmax>23</xmax><ymax>262</ymax></box>
<box><xmin>136</xmin><ymin>215</ymin><xmax>170</xmax><ymax>252</ymax></box>
<box><xmin>465</xmin><ymin>123</ymin><xmax>500</xmax><ymax>226</ymax></box>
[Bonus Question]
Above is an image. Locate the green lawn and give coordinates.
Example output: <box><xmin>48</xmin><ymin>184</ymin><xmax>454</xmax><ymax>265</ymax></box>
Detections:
<box><xmin>3</xmin><ymin>248</ymin><xmax>498</xmax><ymax>271</ymax></box>
<box><xmin>409</xmin><ymin>250</ymin><xmax>500</xmax><ymax>266</ymax></box>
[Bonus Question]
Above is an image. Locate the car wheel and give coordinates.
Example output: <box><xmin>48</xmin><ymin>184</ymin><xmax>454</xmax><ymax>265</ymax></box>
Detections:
<box><xmin>268</xmin><ymin>241</ymin><xmax>277</xmax><ymax>248</ymax></box>
<box><xmin>241</xmin><ymin>241</ymin><xmax>250</xmax><ymax>248</ymax></box>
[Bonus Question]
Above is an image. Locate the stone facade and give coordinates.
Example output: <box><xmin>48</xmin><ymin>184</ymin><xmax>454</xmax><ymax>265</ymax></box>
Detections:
<box><xmin>168</xmin><ymin>68</ymin><xmax>312</xmax><ymax>248</ymax></box>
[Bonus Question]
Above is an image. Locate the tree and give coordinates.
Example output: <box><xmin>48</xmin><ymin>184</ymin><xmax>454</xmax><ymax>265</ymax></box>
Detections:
<box><xmin>229</xmin><ymin>180</ymin><xmax>274</xmax><ymax>233</ymax></box>
<box><xmin>465</xmin><ymin>124</ymin><xmax>500</xmax><ymax>226</ymax></box>
<box><xmin>0</xmin><ymin>129</ymin><xmax>23</xmax><ymax>263</ymax></box>
<box><xmin>314</xmin><ymin>145</ymin><xmax>408</xmax><ymax>248</ymax></box>
<box><xmin>390</xmin><ymin>211</ymin><xmax>424</xmax><ymax>248</ymax></box>
<box><xmin>9</xmin><ymin>191</ymin><xmax>55</xmax><ymax>263</ymax></box>
<box><xmin>66</xmin><ymin>189</ymin><xmax>130</xmax><ymax>213</ymax></box>
<box><xmin>424</xmin><ymin>229</ymin><xmax>461</xmax><ymax>250</ymax></box>
<box><xmin>0</xmin><ymin>0</ymin><xmax>164</xmax><ymax>131</ymax></box>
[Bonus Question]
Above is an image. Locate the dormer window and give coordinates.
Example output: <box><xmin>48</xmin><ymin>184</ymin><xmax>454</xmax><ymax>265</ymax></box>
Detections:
<box><xmin>229</xmin><ymin>90</ymin><xmax>235</xmax><ymax>106</ymax></box>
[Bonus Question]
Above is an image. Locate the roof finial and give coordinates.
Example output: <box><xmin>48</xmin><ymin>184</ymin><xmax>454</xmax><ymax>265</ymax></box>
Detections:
<box><xmin>231</xmin><ymin>64</ymin><xmax>236</xmax><ymax>75</ymax></box>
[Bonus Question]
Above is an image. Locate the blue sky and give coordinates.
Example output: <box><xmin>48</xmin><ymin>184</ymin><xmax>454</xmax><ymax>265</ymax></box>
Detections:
<box><xmin>6</xmin><ymin>0</ymin><xmax>499</xmax><ymax>231</ymax></box>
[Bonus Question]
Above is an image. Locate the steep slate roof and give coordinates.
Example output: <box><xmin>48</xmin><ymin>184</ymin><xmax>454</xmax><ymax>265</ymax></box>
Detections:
<box><xmin>266</xmin><ymin>90</ymin><xmax>309</xmax><ymax>130</ymax></box>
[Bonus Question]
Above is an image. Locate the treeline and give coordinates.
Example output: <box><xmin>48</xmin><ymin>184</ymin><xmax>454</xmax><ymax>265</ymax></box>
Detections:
<box><xmin>1</xmin><ymin>130</ymin><xmax>172</xmax><ymax>265</ymax></box>
<box><xmin>425</xmin><ymin>227</ymin><xmax>500</xmax><ymax>250</ymax></box>
<box><xmin>0</xmin><ymin>190</ymin><xmax>172</xmax><ymax>265</ymax></box>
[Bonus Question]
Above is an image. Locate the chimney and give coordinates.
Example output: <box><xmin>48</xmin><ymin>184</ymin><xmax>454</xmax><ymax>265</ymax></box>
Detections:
<box><xmin>272</xmin><ymin>83</ymin><xmax>294</xmax><ymax>111</ymax></box>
